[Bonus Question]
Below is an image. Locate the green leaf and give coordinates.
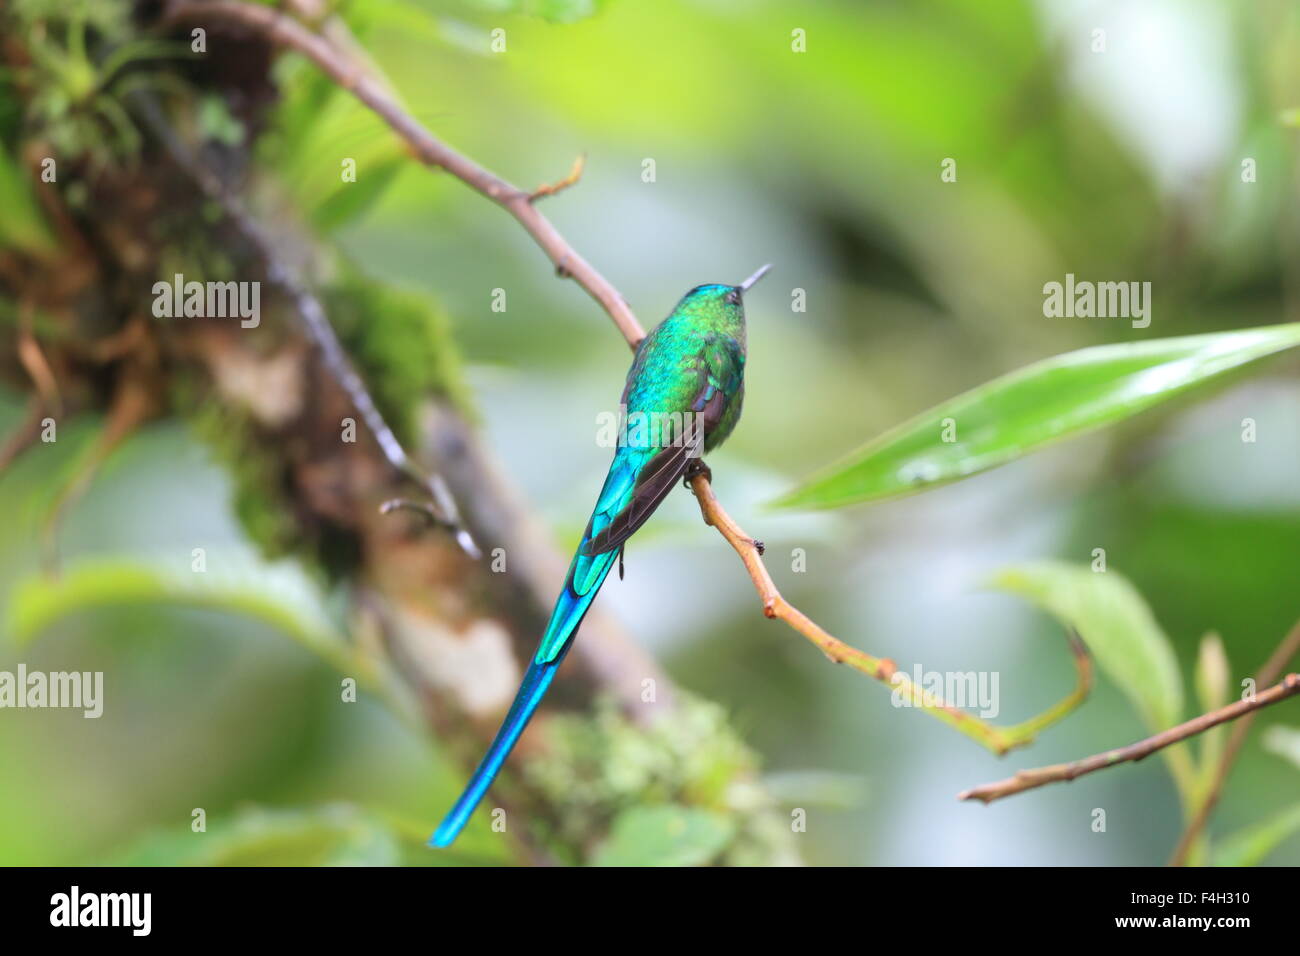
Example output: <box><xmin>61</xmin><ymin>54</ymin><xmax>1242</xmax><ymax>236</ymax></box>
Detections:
<box><xmin>1193</xmin><ymin>632</ymin><xmax>1229</xmax><ymax>714</ymax></box>
<box><xmin>772</xmin><ymin>324</ymin><xmax>1300</xmax><ymax>509</ymax></box>
<box><xmin>992</xmin><ymin>562</ymin><xmax>1183</xmax><ymax>733</ymax></box>
<box><xmin>591</xmin><ymin>805</ymin><xmax>735</xmax><ymax>867</ymax></box>
<box><xmin>0</xmin><ymin>145</ymin><xmax>57</xmax><ymax>256</ymax></box>
<box><xmin>993</xmin><ymin>562</ymin><xmax>1197</xmax><ymax>799</ymax></box>
<box><xmin>1262</xmin><ymin>725</ymin><xmax>1300</xmax><ymax>771</ymax></box>
<box><xmin>1193</xmin><ymin>632</ymin><xmax>1229</xmax><ymax>791</ymax></box>
<box><xmin>310</xmin><ymin>155</ymin><xmax>406</xmax><ymax>232</ymax></box>
<box><xmin>1212</xmin><ymin>803</ymin><xmax>1300</xmax><ymax>867</ymax></box>
<box><xmin>102</xmin><ymin>805</ymin><xmax>403</xmax><ymax>866</ymax></box>
<box><xmin>260</xmin><ymin>63</ymin><xmax>409</xmax><ymax>234</ymax></box>
<box><xmin>5</xmin><ymin>559</ymin><xmax>354</xmax><ymax>674</ymax></box>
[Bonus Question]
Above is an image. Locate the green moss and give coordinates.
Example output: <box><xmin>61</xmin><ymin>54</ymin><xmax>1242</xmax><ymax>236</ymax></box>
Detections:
<box><xmin>5</xmin><ymin>0</ymin><xmax>166</xmax><ymax>170</ymax></box>
<box><xmin>525</xmin><ymin>693</ymin><xmax>796</xmax><ymax>865</ymax></box>
<box><xmin>322</xmin><ymin>262</ymin><xmax>474</xmax><ymax>446</ymax></box>
<box><xmin>183</xmin><ymin>395</ymin><xmax>301</xmax><ymax>561</ymax></box>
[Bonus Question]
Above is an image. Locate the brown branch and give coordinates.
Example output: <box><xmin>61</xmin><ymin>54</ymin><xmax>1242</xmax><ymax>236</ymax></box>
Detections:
<box><xmin>0</xmin><ymin>396</ymin><xmax>46</xmax><ymax>473</ymax></box>
<box><xmin>16</xmin><ymin>302</ymin><xmax>62</xmax><ymax>416</ymax></box>
<box><xmin>687</xmin><ymin>473</ymin><xmax>1092</xmax><ymax>755</ymax></box>
<box><xmin>162</xmin><ymin>0</ymin><xmax>645</xmax><ymax>349</ymax></box>
<box><xmin>128</xmin><ymin>89</ymin><xmax>481</xmax><ymax>559</ymax></box>
<box><xmin>959</xmin><ymin>672</ymin><xmax>1300</xmax><ymax>805</ymax></box>
<box><xmin>1168</xmin><ymin>617</ymin><xmax>1300</xmax><ymax>866</ymax></box>
<box><xmin>162</xmin><ymin>0</ymin><xmax>1093</xmax><ymax>758</ymax></box>
<box><xmin>529</xmin><ymin>154</ymin><xmax>586</xmax><ymax>202</ymax></box>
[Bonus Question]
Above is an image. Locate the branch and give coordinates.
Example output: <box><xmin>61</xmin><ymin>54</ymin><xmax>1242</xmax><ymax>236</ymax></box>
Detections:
<box><xmin>959</xmin><ymin>672</ymin><xmax>1300</xmax><ymax>804</ymax></box>
<box><xmin>162</xmin><ymin>0</ymin><xmax>645</xmax><ymax>349</ymax></box>
<box><xmin>129</xmin><ymin>90</ymin><xmax>480</xmax><ymax>559</ymax></box>
<box><xmin>164</xmin><ymin>0</ymin><xmax>1095</xmax><ymax>757</ymax></box>
<box><xmin>687</xmin><ymin>474</ymin><xmax>1093</xmax><ymax>755</ymax></box>
<box><xmin>16</xmin><ymin>302</ymin><xmax>62</xmax><ymax>415</ymax></box>
<box><xmin>0</xmin><ymin>396</ymin><xmax>47</xmax><ymax>472</ymax></box>
<box><xmin>1168</xmin><ymin>617</ymin><xmax>1300</xmax><ymax>865</ymax></box>
<box><xmin>529</xmin><ymin>154</ymin><xmax>586</xmax><ymax>202</ymax></box>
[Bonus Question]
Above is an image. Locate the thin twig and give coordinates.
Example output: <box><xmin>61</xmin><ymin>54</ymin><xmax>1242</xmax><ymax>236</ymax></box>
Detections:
<box><xmin>530</xmin><ymin>154</ymin><xmax>586</xmax><ymax>202</ymax></box>
<box><xmin>129</xmin><ymin>90</ymin><xmax>480</xmax><ymax>559</ymax></box>
<box><xmin>16</xmin><ymin>302</ymin><xmax>62</xmax><ymax>416</ymax></box>
<box><xmin>163</xmin><ymin>0</ymin><xmax>1094</xmax><ymax>756</ymax></box>
<box><xmin>162</xmin><ymin>0</ymin><xmax>645</xmax><ymax>349</ymax></box>
<box><xmin>687</xmin><ymin>474</ymin><xmax>1092</xmax><ymax>755</ymax></box>
<box><xmin>1168</xmin><ymin>617</ymin><xmax>1300</xmax><ymax>865</ymax></box>
<box><xmin>959</xmin><ymin>673</ymin><xmax>1300</xmax><ymax>804</ymax></box>
<box><xmin>0</xmin><ymin>397</ymin><xmax>46</xmax><ymax>473</ymax></box>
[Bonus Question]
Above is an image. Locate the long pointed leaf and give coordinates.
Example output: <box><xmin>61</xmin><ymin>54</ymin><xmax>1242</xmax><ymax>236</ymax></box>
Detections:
<box><xmin>773</xmin><ymin>324</ymin><xmax>1300</xmax><ymax>509</ymax></box>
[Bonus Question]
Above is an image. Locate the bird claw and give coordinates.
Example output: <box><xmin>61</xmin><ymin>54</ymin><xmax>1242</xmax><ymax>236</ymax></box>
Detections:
<box><xmin>683</xmin><ymin>459</ymin><xmax>712</xmax><ymax>489</ymax></box>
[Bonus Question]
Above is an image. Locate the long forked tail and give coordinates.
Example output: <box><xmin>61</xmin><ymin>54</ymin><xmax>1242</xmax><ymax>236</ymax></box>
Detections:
<box><xmin>429</xmin><ymin>545</ymin><xmax>619</xmax><ymax>848</ymax></box>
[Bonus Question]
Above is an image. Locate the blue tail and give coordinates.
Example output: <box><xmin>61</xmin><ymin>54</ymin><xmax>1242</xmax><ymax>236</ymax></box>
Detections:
<box><xmin>429</xmin><ymin>643</ymin><xmax>571</xmax><ymax>847</ymax></box>
<box><xmin>429</xmin><ymin>541</ymin><xmax>620</xmax><ymax>848</ymax></box>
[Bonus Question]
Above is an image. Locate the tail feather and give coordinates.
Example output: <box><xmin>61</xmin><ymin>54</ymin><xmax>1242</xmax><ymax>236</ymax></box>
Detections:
<box><xmin>429</xmin><ymin>644</ymin><xmax>570</xmax><ymax>847</ymax></box>
<box><xmin>429</xmin><ymin>547</ymin><xmax>618</xmax><ymax>848</ymax></box>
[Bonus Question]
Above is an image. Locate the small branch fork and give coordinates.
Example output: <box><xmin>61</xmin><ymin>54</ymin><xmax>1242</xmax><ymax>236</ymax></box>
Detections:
<box><xmin>959</xmin><ymin>672</ymin><xmax>1300</xmax><ymax>805</ymax></box>
<box><xmin>161</xmin><ymin>0</ymin><xmax>1094</xmax><ymax>756</ymax></box>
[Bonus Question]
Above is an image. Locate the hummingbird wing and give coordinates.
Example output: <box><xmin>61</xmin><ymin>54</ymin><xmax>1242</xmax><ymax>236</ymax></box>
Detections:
<box><xmin>580</xmin><ymin>334</ymin><xmax>742</xmax><ymax>558</ymax></box>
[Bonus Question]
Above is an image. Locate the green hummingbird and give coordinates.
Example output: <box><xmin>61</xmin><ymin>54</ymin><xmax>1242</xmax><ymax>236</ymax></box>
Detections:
<box><xmin>431</xmin><ymin>263</ymin><xmax>771</xmax><ymax>847</ymax></box>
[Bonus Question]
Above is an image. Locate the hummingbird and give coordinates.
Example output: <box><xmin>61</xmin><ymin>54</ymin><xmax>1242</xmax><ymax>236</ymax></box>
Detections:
<box><xmin>430</xmin><ymin>264</ymin><xmax>771</xmax><ymax>848</ymax></box>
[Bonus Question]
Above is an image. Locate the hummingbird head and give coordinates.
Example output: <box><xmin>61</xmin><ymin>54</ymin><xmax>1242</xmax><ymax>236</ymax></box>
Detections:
<box><xmin>674</xmin><ymin>264</ymin><xmax>771</xmax><ymax>341</ymax></box>
<box><xmin>683</xmin><ymin>264</ymin><xmax>773</xmax><ymax>309</ymax></box>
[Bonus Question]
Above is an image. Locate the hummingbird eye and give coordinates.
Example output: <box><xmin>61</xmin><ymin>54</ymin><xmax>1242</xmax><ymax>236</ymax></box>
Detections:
<box><xmin>724</xmin><ymin>290</ymin><xmax>740</xmax><ymax>305</ymax></box>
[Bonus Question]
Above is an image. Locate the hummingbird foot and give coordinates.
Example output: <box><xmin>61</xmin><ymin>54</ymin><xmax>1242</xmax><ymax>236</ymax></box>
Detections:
<box><xmin>618</xmin><ymin>544</ymin><xmax>626</xmax><ymax>580</ymax></box>
<box><xmin>683</xmin><ymin>458</ymin><xmax>712</xmax><ymax>488</ymax></box>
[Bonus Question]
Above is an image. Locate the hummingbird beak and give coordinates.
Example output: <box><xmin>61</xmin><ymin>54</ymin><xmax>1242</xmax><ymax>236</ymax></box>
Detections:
<box><xmin>737</xmin><ymin>263</ymin><xmax>773</xmax><ymax>294</ymax></box>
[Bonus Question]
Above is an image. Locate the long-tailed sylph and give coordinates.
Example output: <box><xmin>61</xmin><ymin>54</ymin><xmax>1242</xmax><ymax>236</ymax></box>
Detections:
<box><xmin>430</xmin><ymin>264</ymin><xmax>771</xmax><ymax>847</ymax></box>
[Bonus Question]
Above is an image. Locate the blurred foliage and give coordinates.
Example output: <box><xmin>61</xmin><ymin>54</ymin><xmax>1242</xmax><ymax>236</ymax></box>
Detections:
<box><xmin>592</xmin><ymin>804</ymin><xmax>735</xmax><ymax>867</ymax></box>
<box><xmin>5</xmin><ymin>0</ymin><xmax>191</xmax><ymax>170</ymax></box>
<box><xmin>0</xmin><ymin>145</ymin><xmax>57</xmax><ymax>256</ymax></box>
<box><xmin>1212</xmin><ymin>803</ymin><xmax>1300</xmax><ymax>867</ymax></box>
<box><xmin>523</xmin><ymin>696</ymin><xmax>795</xmax><ymax>866</ymax></box>
<box><xmin>105</xmin><ymin>804</ymin><xmax>409</xmax><ymax>866</ymax></box>
<box><xmin>7</xmin><ymin>559</ymin><xmax>357</xmax><ymax>678</ymax></box>
<box><xmin>1</xmin><ymin>0</ymin><xmax>1298</xmax><ymax>867</ymax></box>
<box><xmin>323</xmin><ymin>260</ymin><xmax>474</xmax><ymax>432</ymax></box>
<box><xmin>994</xmin><ymin>563</ymin><xmax>1185</xmax><ymax>736</ymax></box>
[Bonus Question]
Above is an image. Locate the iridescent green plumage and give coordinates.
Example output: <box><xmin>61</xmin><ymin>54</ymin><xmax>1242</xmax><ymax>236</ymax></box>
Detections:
<box><xmin>430</xmin><ymin>268</ymin><xmax>768</xmax><ymax>848</ymax></box>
